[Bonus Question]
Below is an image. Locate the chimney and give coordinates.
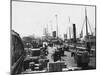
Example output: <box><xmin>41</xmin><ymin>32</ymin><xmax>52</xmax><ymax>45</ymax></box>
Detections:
<box><xmin>73</xmin><ymin>24</ymin><xmax>76</xmax><ymax>43</ymax></box>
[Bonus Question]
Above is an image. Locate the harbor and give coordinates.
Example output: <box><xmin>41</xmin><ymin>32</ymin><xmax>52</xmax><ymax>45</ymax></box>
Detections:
<box><xmin>11</xmin><ymin>1</ymin><xmax>96</xmax><ymax>75</ymax></box>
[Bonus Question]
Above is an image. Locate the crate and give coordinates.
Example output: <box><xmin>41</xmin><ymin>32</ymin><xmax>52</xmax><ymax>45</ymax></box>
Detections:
<box><xmin>48</xmin><ymin>61</ymin><xmax>66</xmax><ymax>72</ymax></box>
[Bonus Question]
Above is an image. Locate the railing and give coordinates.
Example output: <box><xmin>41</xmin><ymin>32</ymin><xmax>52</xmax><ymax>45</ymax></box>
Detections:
<box><xmin>11</xmin><ymin>55</ymin><xmax>24</xmax><ymax>75</ymax></box>
<box><xmin>68</xmin><ymin>45</ymin><xmax>95</xmax><ymax>51</ymax></box>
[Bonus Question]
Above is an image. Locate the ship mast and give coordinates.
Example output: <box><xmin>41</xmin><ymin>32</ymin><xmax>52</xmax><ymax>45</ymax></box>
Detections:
<box><xmin>69</xmin><ymin>27</ymin><xmax>71</xmax><ymax>39</ymax></box>
<box><xmin>55</xmin><ymin>14</ymin><xmax>58</xmax><ymax>39</ymax></box>
<box><xmin>85</xmin><ymin>8</ymin><xmax>88</xmax><ymax>36</ymax></box>
<box><xmin>68</xmin><ymin>17</ymin><xmax>71</xmax><ymax>39</ymax></box>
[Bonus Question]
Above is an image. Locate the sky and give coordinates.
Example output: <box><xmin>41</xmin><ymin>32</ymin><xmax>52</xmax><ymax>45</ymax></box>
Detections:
<box><xmin>12</xmin><ymin>1</ymin><xmax>95</xmax><ymax>39</ymax></box>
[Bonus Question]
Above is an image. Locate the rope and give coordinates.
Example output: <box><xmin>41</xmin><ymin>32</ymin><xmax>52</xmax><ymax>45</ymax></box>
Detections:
<box><xmin>87</xmin><ymin>18</ymin><xmax>93</xmax><ymax>34</ymax></box>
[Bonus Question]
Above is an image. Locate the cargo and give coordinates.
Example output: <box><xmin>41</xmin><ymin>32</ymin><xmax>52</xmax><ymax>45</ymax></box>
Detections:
<box><xmin>47</xmin><ymin>61</ymin><xmax>66</xmax><ymax>72</ymax></box>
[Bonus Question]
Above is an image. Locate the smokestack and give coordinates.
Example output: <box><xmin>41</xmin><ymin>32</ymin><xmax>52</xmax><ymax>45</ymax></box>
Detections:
<box><xmin>52</xmin><ymin>31</ymin><xmax>56</xmax><ymax>38</ymax></box>
<box><xmin>73</xmin><ymin>24</ymin><xmax>76</xmax><ymax>43</ymax></box>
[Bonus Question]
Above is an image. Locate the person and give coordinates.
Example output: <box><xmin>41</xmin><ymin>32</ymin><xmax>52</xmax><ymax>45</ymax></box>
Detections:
<box><xmin>86</xmin><ymin>42</ymin><xmax>91</xmax><ymax>53</ymax></box>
